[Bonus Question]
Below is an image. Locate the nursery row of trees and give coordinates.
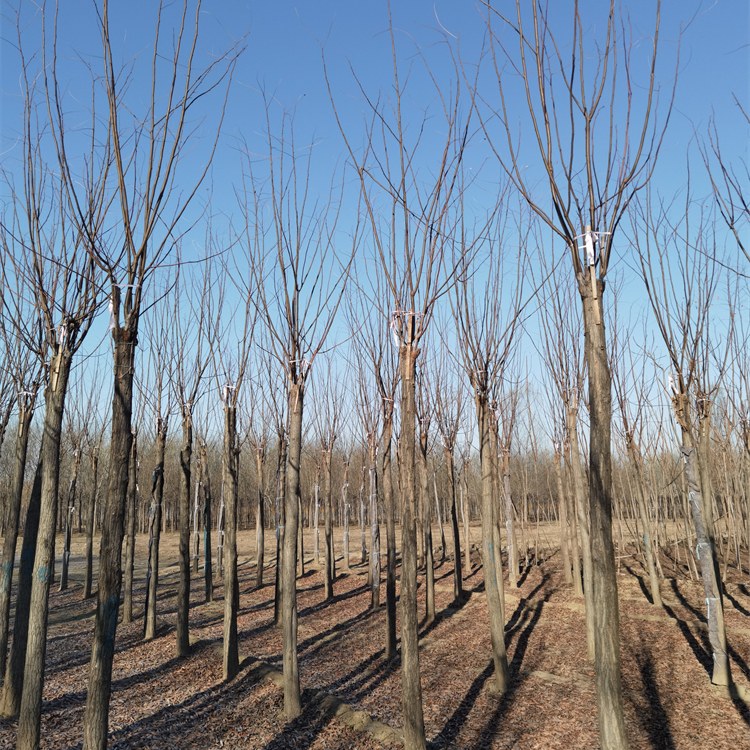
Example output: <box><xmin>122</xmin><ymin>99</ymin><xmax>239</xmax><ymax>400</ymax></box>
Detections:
<box><xmin>0</xmin><ymin>2</ymin><xmax>747</xmax><ymax>750</ymax></box>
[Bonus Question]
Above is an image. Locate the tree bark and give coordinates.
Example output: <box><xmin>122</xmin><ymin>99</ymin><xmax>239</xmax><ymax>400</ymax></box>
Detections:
<box><xmin>200</xmin><ymin>441</ymin><xmax>213</xmax><ymax>603</ymax></box>
<box><xmin>145</xmin><ymin>423</ymin><xmax>166</xmax><ymax>640</ymax></box>
<box><xmin>81</xmin><ymin>334</ymin><xmax>135</xmax><ymax>750</ymax></box>
<box><xmin>282</xmin><ymin>382</ymin><xmax>303</xmax><ymax>717</ymax></box>
<box><xmin>59</xmin><ymin>446</ymin><xmax>81</xmax><ymax>592</ymax></box>
<box><xmin>1</xmin><ymin>457</ymin><xmax>42</xmax><ymax>719</ymax></box>
<box><xmin>419</xmin><ymin>429</ymin><xmax>435</xmax><ymax>624</ymax></box>
<box><xmin>17</xmin><ymin>352</ymin><xmax>72</xmax><ymax>750</ymax></box>
<box><xmin>324</xmin><ymin>449</ymin><xmax>335</xmax><ymax>600</ymax></box>
<box><xmin>222</xmin><ymin>404</ymin><xmax>239</xmax><ymax>680</ymax></box>
<box><xmin>83</xmin><ymin>450</ymin><xmax>99</xmax><ymax>600</ymax></box>
<box><xmin>342</xmin><ymin>462</ymin><xmax>350</xmax><ymax>572</ymax></box>
<box><xmin>255</xmin><ymin>448</ymin><xmax>265</xmax><ymax>588</ymax></box>
<box><xmin>273</xmin><ymin>434</ymin><xmax>287</xmax><ymax>627</ymax></box>
<box><xmin>0</xmin><ymin>397</ymin><xmax>34</xmax><ymax>678</ymax></box>
<box><xmin>369</xmin><ymin>444</ymin><xmax>381</xmax><ymax>609</ymax></box>
<box><xmin>580</xmin><ymin>280</ymin><xmax>628</xmax><ymax>750</ymax></box>
<box><xmin>382</xmin><ymin>414</ymin><xmax>397</xmax><ymax>659</ymax></box>
<box><xmin>443</xmin><ymin>447</ymin><xmax>463</xmax><ymax>600</ymax></box>
<box><xmin>122</xmin><ymin>436</ymin><xmax>138</xmax><ymax>622</ymax></box>
<box><xmin>177</xmin><ymin>414</ymin><xmax>192</xmax><ymax>656</ymax></box>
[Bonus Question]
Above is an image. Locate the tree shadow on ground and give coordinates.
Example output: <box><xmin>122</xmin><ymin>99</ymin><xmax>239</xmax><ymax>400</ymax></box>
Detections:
<box><xmin>662</xmin><ymin>603</ymin><xmax>713</xmax><ymax>677</ymax></box>
<box><xmin>624</xmin><ymin>562</ymin><xmax>654</xmax><ymax>604</ymax></box>
<box><xmin>629</xmin><ymin>645</ymin><xmax>676</xmax><ymax>750</ymax></box>
<box><xmin>723</xmin><ymin>586</ymin><xmax>750</xmax><ymax>617</ymax></box>
<box><xmin>669</xmin><ymin>579</ymin><xmax>706</xmax><ymax>622</ymax></box>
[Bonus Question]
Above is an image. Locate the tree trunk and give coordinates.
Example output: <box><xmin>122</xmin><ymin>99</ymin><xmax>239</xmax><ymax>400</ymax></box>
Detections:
<box><xmin>419</xmin><ymin>429</ymin><xmax>434</xmax><ymax>624</ymax></box>
<box><xmin>59</xmin><ymin>447</ymin><xmax>81</xmax><ymax>592</ymax></box>
<box><xmin>580</xmin><ymin>280</ymin><xmax>628</xmax><ymax>750</ymax></box>
<box><xmin>443</xmin><ymin>447</ymin><xmax>463</xmax><ymax>600</ymax></box>
<box><xmin>0</xmin><ymin>397</ymin><xmax>34</xmax><ymax>678</ymax></box>
<box><xmin>222</xmin><ymin>404</ymin><xmax>239</xmax><ymax>680</ymax></box>
<box><xmin>145</xmin><ymin>423</ymin><xmax>166</xmax><ymax>640</ymax></box>
<box><xmin>122</xmin><ymin>436</ymin><xmax>138</xmax><ymax>622</ymax></box>
<box><xmin>370</xmin><ymin>445</ymin><xmax>381</xmax><ymax>609</ymax></box>
<box><xmin>433</xmin><ymin>473</ymin><xmax>446</xmax><ymax>564</ymax></box>
<box><xmin>201</xmin><ymin>441</ymin><xmax>213</xmax><ymax>603</ymax></box>
<box><xmin>567</xmin><ymin>404</ymin><xmax>596</xmax><ymax>661</ymax></box>
<box><xmin>324</xmin><ymin>449</ymin><xmax>335</xmax><ymax>600</ymax></box>
<box><xmin>342</xmin><ymin>462</ymin><xmax>350</xmax><ymax>572</ymax></box>
<box><xmin>313</xmin><ymin>474</ymin><xmax>320</xmax><ymax>563</ymax></box>
<box><xmin>382</xmin><ymin>414</ymin><xmax>397</xmax><ymax>659</ymax></box>
<box><xmin>399</xmin><ymin>341</ymin><xmax>426</xmax><ymax>750</ymax></box>
<box><xmin>256</xmin><ymin>448</ymin><xmax>265</xmax><ymax>588</ymax></box>
<box><xmin>82</xmin><ymin>335</ymin><xmax>135</xmax><ymax>750</ymax></box>
<box><xmin>282</xmin><ymin>382</ymin><xmax>303</xmax><ymax>718</ymax></box>
<box><xmin>83</xmin><ymin>450</ymin><xmax>99</xmax><ymax>600</ymax></box>
<box><xmin>554</xmin><ymin>451</ymin><xmax>572</xmax><ymax>585</ymax></box>
<box><xmin>360</xmin><ymin>472</ymin><xmax>368</xmax><ymax>566</ymax></box>
<box><xmin>273</xmin><ymin>435</ymin><xmax>287</xmax><ymax>627</ymax></box>
<box><xmin>17</xmin><ymin>352</ymin><xmax>72</xmax><ymax>750</ymax></box>
<box><xmin>176</xmin><ymin>414</ymin><xmax>192</xmax><ymax>657</ymax></box>
<box><xmin>682</xmin><ymin>446</ymin><xmax>731</xmax><ymax>686</ymax></box>
<box><xmin>475</xmin><ymin>394</ymin><xmax>510</xmax><ymax>694</ymax></box>
<box><xmin>192</xmin><ymin>464</ymin><xmax>201</xmax><ymax>576</ymax></box>
<box><xmin>1</xmin><ymin>457</ymin><xmax>42</xmax><ymax>719</ymax></box>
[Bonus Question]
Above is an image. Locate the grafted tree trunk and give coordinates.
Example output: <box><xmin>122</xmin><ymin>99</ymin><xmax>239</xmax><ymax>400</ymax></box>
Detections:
<box><xmin>580</xmin><ymin>280</ymin><xmax>628</xmax><ymax>750</ymax></box>
<box><xmin>1</xmin><ymin>457</ymin><xmax>42</xmax><ymax>719</ymax></box>
<box><xmin>17</xmin><ymin>352</ymin><xmax>72</xmax><ymax>750</ymax></box>
<box><xmin>145</xmin><ymin>421</ymin><xmax>167</xmax><ymax>640</ymax></box>
<box><xmin>82</xmin><ymin>335</ymin><xmax>135</xmax><ymax>750</ymax></box>
<box><xmin>399</xmin><ymin>340</ymin><xmax>426</xmax><ymax>750</ymax></box>
<box><xmin>83</xmin><ymin>450</ymin><xmax>99</xmax><ymax>600</ymax></box>
<box><xmin>222</xmin><ymin>404</ymin><xmax>240</xmax><ymax>680</ymax></box>
<box><xmin>122</xmin><ymin>436</ymin><xmax>138</xmax><ymax>623</ymax></box>
<box><xmin>0</xmin><ymin>396</ymin><xmax>34</xmax><ymax>678</ymax></box>
<box><xmin>282</xmin><ymin>382</ymin><xmax>303</xmax><ymax>717</ymax></box>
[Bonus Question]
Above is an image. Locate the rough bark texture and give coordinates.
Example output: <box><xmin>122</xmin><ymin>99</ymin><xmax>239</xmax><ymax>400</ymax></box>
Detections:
<box><xmin>382</xmin><ymin>415</ymin><xmax>397</xmax><ymax>660</ymax></box>
<box><xmin>580</xmin><ymin>280</ymin><xmax>629</xmax><ymax>750</ymax></box>
<box><xmin>83</xmin><ymin>451</ymin><xmax>99</xmax><ymax>600</ymax></box>
<box><xmin>1</xmin><ymin>457</ymin><xmax>42</xmax><ymax>719</ymax></box>
<box><xmin>681</xmin><ymin>446</ymin><xmax>731</xmax><ymax>686</ymax></box>
<box><xmin>282</xmin><ymin>382</ymin><xmax>303</xmax><ymax>718</ymax></box>
<box><xmin>122</xmin><ymin>437</ymin><xmax>138</xmax><ymax>623</ymax></box>
<box><xmin>567</xmin><ymin>405</ymin><xmax>596</xmax><ymax>661</ymax></box>
<box><xmin>145</xmin><ymin>424</ymin><xmax>167</xmax><ymax>640</ymax></box>
<box><xmin>81</xmin><ymin>335</ymin><xmax>135</xmax><ymax>750</ymax></box>
<box><xmin>177</xmin><ymin>415</ymin><xmax>192</xmax><ymax>657</ymax></box>
<box><xmin>222</xmin><ymin>405</ymin><xmax>239</xmax><ymax>681</ymax></box>
<box><xmin>399</xmin><ymin>342</ymin><xmax>426</xmax><ymax>750</ymax></box>
<box><xmin>0</xmin><ymin>398</ymin><xmax>33</xmax><ymax>678</ymax></box>
<box><xmin>17</xmin><ymin>352</ymin><xmax>71</xmax><ymax>750</ymax></box>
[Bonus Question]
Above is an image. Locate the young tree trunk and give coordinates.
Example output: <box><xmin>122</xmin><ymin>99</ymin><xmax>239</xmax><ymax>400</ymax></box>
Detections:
<box><xmin>443</xmin><ymin>447</ymin><xmax>463</xmax><ymax>600</ymax></box>
<box><xmin>324</xmin><ymin>449</ymin><xmax>335</xmax><ymax>600</ymax></box>
<box><xmin>554</xmin><ymin>450</ymin><xmax>573</xmax><ymax>585</ymax></box>
<box><xmin>399</xmin><ymin>342</ymin><xmax>426</xmax><ymax>750</ymax></box>
<box><xmin>369</xmin><ymin>445</ymin><xmax>381</xmax><ymax>609</ymax></box>
<box><xmin>192</xmin><ymin>467</ymin><xmax>201</xmax><ymax>576</ymax></box>
<box><xmin>0</xmin><ymin>457</ymin><xmax>42</xmax><ymax>719</ymax></box>
<box><xmin>475</xmin><ymin>394</ymin><xmax>510</xmax><ymax>694</ymax></box>
<box><xmin>297</xmin><ymin>497</ymin><xmax>305</xmax><ymax>577</ymax></box>
<box><xmin>200</xmin><ymin>441</ymin><xmax>213</xmax><ymax>603</ymax></box>
<box><xmin>419</xmin><ymin>429</ymin><xmax>435</xmax><ymax>624</ymax></box>
<box><xmin>122</xmin><ymin>436</ymin><xmax>138</xmax><ymax>622</ymax></box>
<box><xmin>567</xmin><ymin>404</ymin><xmax>596</xmax><ymax>661</ymax></box>
<box><xmin>273</xmin><ymin>435</ymin><xmax>287</xmax><ymax>627</ymax></box>
<box><xmin>177</xmin><ymin>414</ymin><xmax>193</xmax><ymax>657</ymax></box>
<box><xmin>382</xmin><ymin>414</ymin><xmax>397</xmax><ymax>659</ymax></box>
<box><xmin>82</xmin><ymin>335</ymin><xmax>135</xmax><ymax>750</ymax></box>
<box><xmin>59</xmin><ymin>447</ymin><xmax>81</xmax><ymax>592</ymax></box>
<box><xmin>282</xmin><ymin>382</ymin><xmax>303</xmax><ymax>718</ymax></box>
<box><xmin>222</xmin><ymin>404</ymin><xmax>240</xmax><ymax>680</ymax></box>
<box><xmin>360</xmin><ymin>473</ymin><xmax>368</xmax><ymax>566</ymax></box>
<box><xmin>145</xmin><ymin>423</ymin><xmax>167</xmax><ymax>640</ymax></box>
<box><xmin>313</xmin><ymin>475</ymin><xmax>320</xmax><ymax>563</ymax></box>
<box><xmin>83</xmin><ymin>450</ymin><xmax>99</xmax><ymax>600</ymax></box>
<box><xmin>433</xmin><ymin>473</ymin><xmax>446</xmax><ymax>564</ymax></box>
<box><xmin>17</xmin><ymin>352</ymin><xmax>72</xmax><ymax>750</ymax></box>
<box><xmin>342</xmin><ymin>462</ymin><xmax>350</xmax><ymax>572</ymax></box>
<box><xmin>580</xmin><ymin>281</ymin><xmax>628</xmax><ymax>750</ymax></box>
<box><xmin>501</xmin><ymin>453</ymin><xmax>518</xmax><ymax>590</ymax></box>
<box><xmin>0</xmin><ymin>398</ymin><xmax>34</xmax><ymax>678</ymax></box>
<box><xmin>564</xmin><ymin>459</ymin><xmax>583</xmax><ymax>598</ymax></box>
<box><xmin>681</xmin><ymin>446</ymin><xmax>731</xmax><ymax>685</ymax></box>
<box><xmin>461</xmin><ymin>476</ymin><xmax>471</xmax><ymax>577</ymax></box>
<box><xmin>255</xmin><ymin>448</ymin><xmax>265</xmax><ymax>588</ymax></box>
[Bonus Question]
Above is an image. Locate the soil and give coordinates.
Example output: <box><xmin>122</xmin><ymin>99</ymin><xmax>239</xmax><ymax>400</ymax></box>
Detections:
<box><xmin>0</xmin><ymin>524</ymin><xmax>747</xmax><ymax>749</ymax></box>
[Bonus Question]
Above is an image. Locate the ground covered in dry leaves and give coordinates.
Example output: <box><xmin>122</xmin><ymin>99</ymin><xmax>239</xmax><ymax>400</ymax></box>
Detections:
<box><xmin>0</xmin><ymin>529</ymin><xmax>748</xmax><ymax>749</ymax></box>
